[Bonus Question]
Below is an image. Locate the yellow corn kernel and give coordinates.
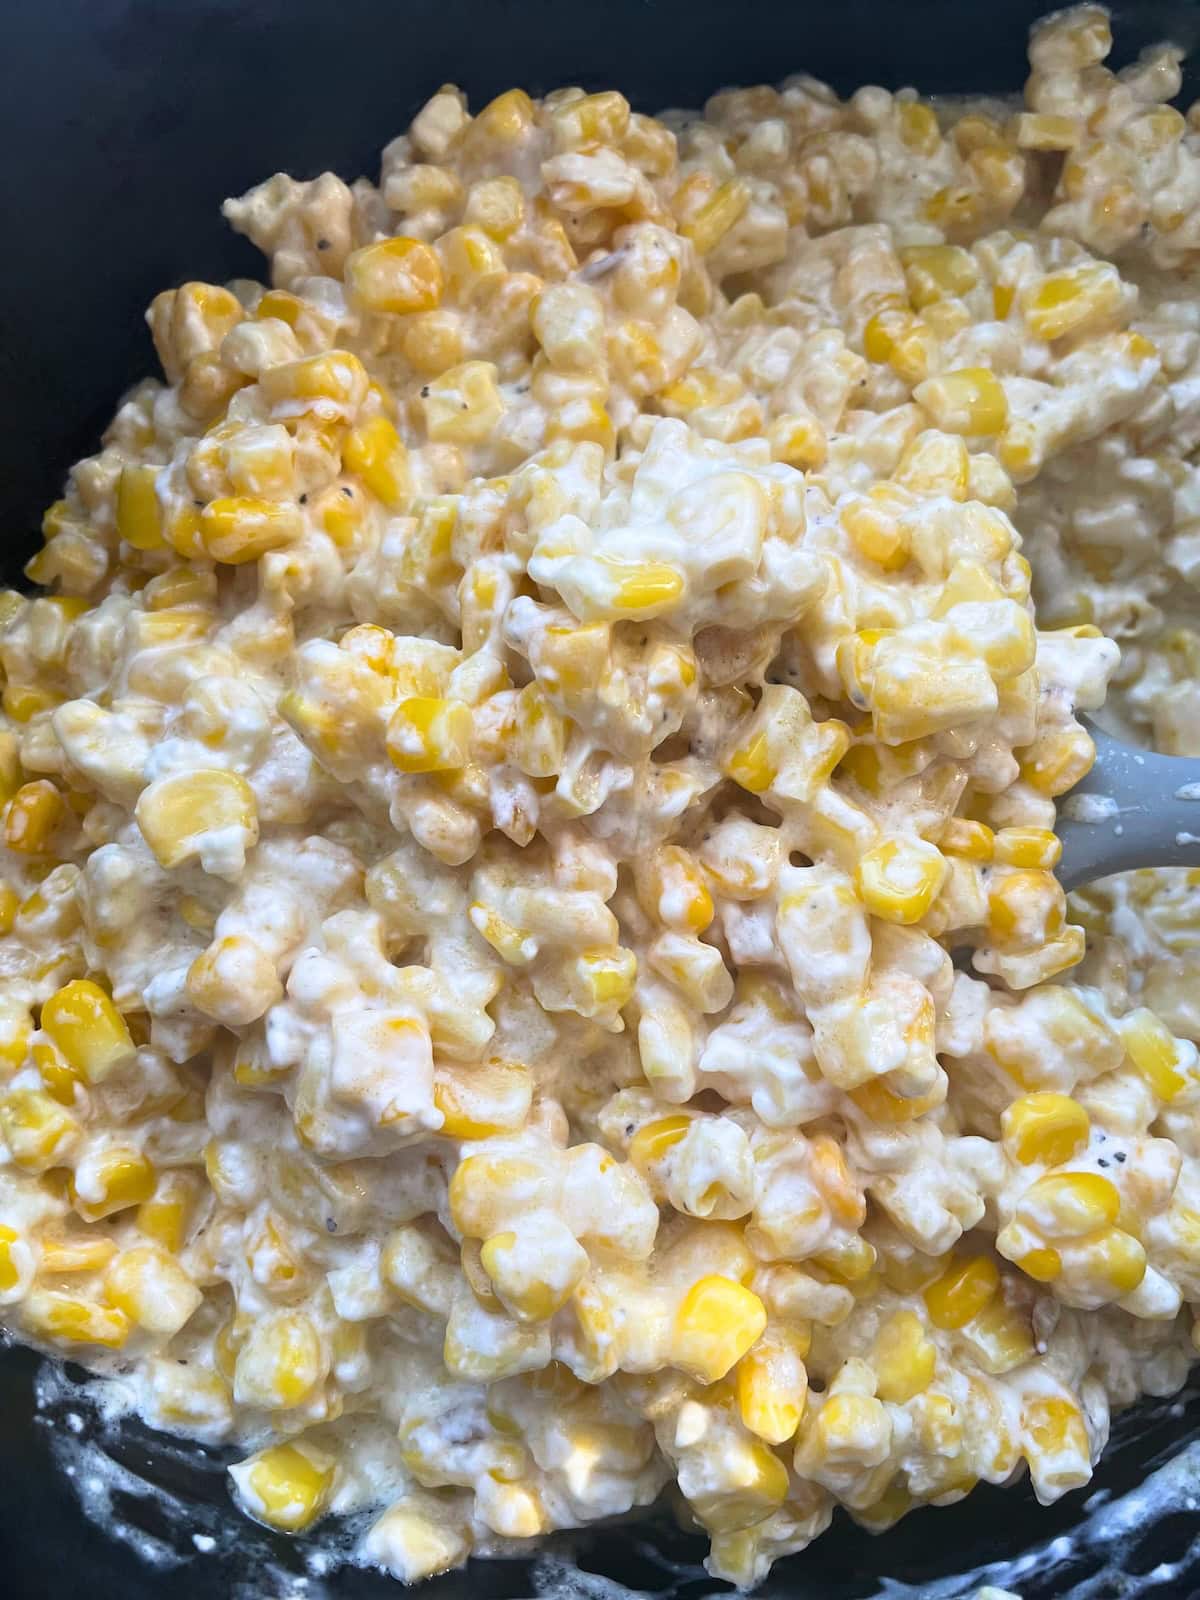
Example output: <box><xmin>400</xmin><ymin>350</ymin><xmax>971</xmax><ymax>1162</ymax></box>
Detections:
<box><xmin>2</xmin><ymin>685</ymin><xmax>61</xmax><ymax>722</ymax></box>
<box><xmin>1023</xmin><ymin>1395</ymin><xmax>1088</xmax><ymax>1458</ymax></box>
<box><xmin>924</xmin><ymin>1255</ymin><xmax>1000</xmax><ymax>1330</ymax></box>
<box><xmin>681</xmin><ymin>179</ymin><xmax>750</xmax><ymax>255</ymax></box>
<box><xmin>5</xmin><ymin>781</ymin><xmax>64</xmax><ymax>855</ymax></box>
<box><xmin>987</xmin><ymin>869</ymin><xmax>1064</xmax><ymax>942</ymax></box>
<box><xmin>511</xmin><ymin>682</ymin><xmax>569</xmax><ymax>779</ymax></box>
<box><xmin>260</xmin><ymin>350</ymin><xmax>368</xmax><ymax>418</ymax></box>
<box><xmin>736</xmin><ymin>1330</ymin><xmax>809</xmax><ymax>1445</ymax></box>
<box><xmin>841</xmin><ymin>497</ymin><xmax>909</xmax><ymax>571</ymax></box>
<box><xmin>342</xmin><ymin>415</ymin><xmax>410</xmax><ymax>510</ymax></box>
<box><xmin>554</xmin><ymin>88</ymin><xmax>630</xmax><ymax>146</ymax></box>
<box><xmin>433</xmin><ymin>1059</ymin><xmax>533</xmax><ymax>1140</ymax></box>
<box><xmin>0</xmin><ymin>1000</ymin><xmax>32</xmax><ymax>1075</ymax></box>
<box><xmin>856</xmin><ymin>836</ymin><xmax>947</xmax><ymax>925</ymax></box>
<box><xmin>768</xmin><ymin>411</ymin><xmax>828</xmax><ymax>470</ymax></box>
<box><xmin>198</xmin><ymin>496</ymin><xmax>300</xmax><ymax>564</ymax></box>
<box><xmin>724</xmin><ymin>730</ymin><xmax>775</xmax><ymax>794</ymax></box>
<box><xmin>936</xmin><ymin>816</ymin><xmax>995</xmax><ymax>860</ymax></box>
<box><xmin>346</xmin><ymin>236</ymin><xmax>444</xmax><ymax>315</ymax></box>
<box><xmin>816</xmin><ymin>1235</ymin><xmax>877</xmax><ymax>1284</ymax></box>
<box><xmin>478</xmin><ymin>1228</ymin><xmax>584</xmax><ymax>1323</ymax></box>
<box><xmin>1081</xmin><ymin>1226</ymin><xmax>1147</xmax><ymax>1296</ymax></box>
<box><xmin>0</xmin><ymin>1224</ymin><xmax>25</xmax><ymax>1295</ymax></box>
<box><xmin>893</xmin><ymin>431</ymin><xmax>970</xmax><ymax>499</ymax></box>
<box><xmin>475</xmin><ymin>87</ymin><xmax>536</xmax><ymax>142</ymax></box>
<box><xmin>1022</xmin><ymin>262</ymin><xmax>1122</xmax><ymax>341</ymax></box>
<box><xmin>233</xmin><ymin>1310</ymin><xmax>324</xmax><ymax>1410</ymax></box>
<box><xmin>1011</xmin><ymin>1243</ymin><xmax>1063</xmax><ymax>1283</ymax></box>
<box><xmin>605</xmin><ymin>560</ymin><xmax>684</xmax><ymax>617</ymax></box>
<box><xmin>898</xmin><ymin>101</ymin><xmax>941</xmax><ymax>155</ymax></box>
<box><xmin>671</xmin><ymin>1275</ymin><xmax>767</xmax><ymax>1384</ymax></box>
<box><xmin>1121</xmin><ymin>1008</ymin><xmax>1190</xmax><ymax>1101</ymax></box>
<box><xmin>116</xmin><ymin>464</ymin><xmax>164</xmax><ymax>551</ymax></box>
<box><xmin>962</xmin><ymin>1296</ymin><xmax>1036</xmax><ymax>1374</ymax></box>
<box><xmin>814</xmin><ymin>1391</ymin><xmax>890</xmax><ymax>1461</ymax></box>
<box><xmin>41</xmin><ymin>979</ymin><xmax>136</xmax><ymax>1085</ymax></box>
<box><xmin>104</xmin><ymin>1245</ymin><xmax>203</xmax><ymax>1335</ymax></box>
<box><xmin>449</xmin><ymin>1153</ymin><xmax>549</xmax><ymax>1239</ymax></box>
<box><xmin>136</xmin><ymin>1171</ymin><xmax>202</xmax><ymax>1254</ymax></box>
<box><xmin>465</xmin><ymin>175</ymin><xmax>526</xmax><ymax>240</ymax></box>
<box><xmin>235</xmin><ymin>1441</ymin><xmax>335</xmax><ymax>1533</ymax></box>
<box><xmin>1025</xmin><ymin>1171</ymin><xmax>1120</xmax><ymax>1238</ymax></box>
<box><xmin>994</xmin><ymin>826</ymin><xmax>1062</xmax><ymax>869</ymax></box>
<box><xmin>900</xmin><ymin>245</ymin><xmax>978</xmax><ymax>308</ymax></box>
<box><xmin>72</xmin><ymin>1148</ymin><xmax>156</xmax><ymax>1221</ymax></box>
<box><xmin>628</xmin><ymin>1115</ymin><xmax>691</xmax><ymax>1170</ymax></box>
<box><xmin>135</xmin><ymin>768</ymin><xmax>258</xmax><ymax>871</ymax></box>
<box><xmin>23</xmin><ymin>1289</ymin><xmax>130</xmax><ymax>1350</ymax></box>
<box><xmin>871</xmin><ymin>1310</ymin><xmax>937</xmax><ymax>1403</ymax></box>
<box><xmin>386</xmin><ymin>696</ymin><xmax>472</xmax><ymax>774</ymax></box>
<box><xmin>0</xmin><ymin>885</ymin><xmax>19</xmax><ymax>936</ymax></box>
<box><xmin>1019</xmin><ymin>727</ymin><xmax>1095</xmax><ymax>796</ymax></box>
<box><xmin>0</xmin><ymin>1088</ymin><xmax>79</xmax><ymax>1172</ymax></box>
<box><xmin>913</xmin><ymin>368</ymin><xmax>1008</xmax><ymax>436</ymax></box>
<box><xmin>0</xmin><ymin>733</ymin><xmax>19</xmax><ymax>806</ymax></box>
<box><xmin>37</xmin><ymin>1235</ymin><xmax>117</xmax><ymax>1273</ymax></box>
<box><xmin>423</xmin><ymin>360</ymin><xmax>504</xmax><ymax>444</ymax></box>
<box><xmin>1002</xmin><ymin>1093</ymin><xmax>1090</xmax><ymax>1167</ymax></box>
<box><xmin>638</xmin><ymin>846</ymin><xmax>714</xmax><ymax>933</ymax></box>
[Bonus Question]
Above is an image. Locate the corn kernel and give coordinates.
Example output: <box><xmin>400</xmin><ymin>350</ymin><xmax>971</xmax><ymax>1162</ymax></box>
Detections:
<box><xmin>1022</xmin><ymin>263</ymin><xmax>1122</xmax><ymax>341</ymax></box>
<box><xmin>1025</xmin><ymin>1171</ymin><xmax>1120</xmax><ymax>1238</ymax></box>
<box><xmin>901</xmin><ymin>244</ymin><xmax>978</xmax><ymax>307</ymax></box>
<box><xmin>23</xmin><ymin>1289</ymin><xmax>129</xmax><ymax>1350</ymax></box>
<box><xmin>1002</xmin><ymin>1093</ymin><xmax>1090</xmax><ymax>1167</ymax></box>
<box><xmin>913</xmin><ymin>368</ymin><xmax>1008</xmax><ymax>436</ymax></box>
<box><xmin>433</xmin><ymin>1059</ymin><xmax>533</xmax><ymax>1140</ymax></box>
<box><xmin>736</xmin><ymin>1329</ymin><xmax>809</xmax><ymax>1444</ymax></box>
<box><xmin>924</xmin><ymin>1255</ymin><xmax>1000</xmax><ymax>1329</ymax></box>
<box><xmin>233</xmin><ymin>1310</ymin><xmax>324</xmax><ymax>1410</ymax></box>
<box><xmin>135</xmin><ymin>768</ymin><xmax>258</xmax><ymax>871</ymax></box>
<box><xmin>994</xmin><ymin>826</ymin><xmax>1062</xmax><ymax>869</ymax></box>
<box><xmin>71</xmin><ymin>1147</ymin><xmax>156</xmax><ymax>1221</ymax></box>
<box><xmin>346</xmin><ymin>236</ymin><xmax>444</xmax><ymax>315</ymax></box>
<box><xmin>628</xmin><ymin>1115</ymin><xmax>691</xmax><ymax>1170</ymax></box>
<box><xmin>342</xmin><ymin>415</ymin><xmax>410</xmax><ymax>510</ymax></box>
<box><xmin>423</xmin><ymin>361</ymin><xmax>504</xmax><ymax>445</ymax></box>
<box><xmin>871</xmin><ymin>1310</ymin><xmax>937</xmax><ymax>1402</ymax></box>
<box><xmin>104</xmin><ymin>1245</ymin><xmax>203</xmax><ymax>1335</ymax></box>
<box><xmin>671</xmin><ymin>1275</ymin><xmax>766</xmax><ymax>1384</ymax></box>
<box><xmin>856</xmin><ymin>836</ymin><xmax>947</xmax><ymax>925</ymax></box>
<box><xmin>198</xmin><ymin>496</ymin><xmax>300</xmax><ymax>564</ymax></box>
<box><xmin>5</xmin><ymin>781</ymin><xmax>63</xmax><ymax>854</ymax></box>
<box><xmin>116</xmin><ymin>464</ymin><xmax>164</xmax><ymax>551</ymax></box>
<box><xmin>1121</xmin><ymin>1008</ymin><xmax>1190</xmax><ymax>1101</ymax></box>
<box><xmin>233</xmin><ymin>1441</ymin><xmax>335</xmax><ymax>1533</ymax></box>
<box><xmin>386</xmin><ymin>696</ymin><xmax>472</xmax><ymax>774</ymax></box>
<box><xmin>681</xmin><ymin>180</ymin><xmax>750</xmax><ymax>255</ymax></box>
<box><xmin>41</xmin><ymin>979</ymin><xmax>136</xmax><ymax>1085</ymax></box>
<box><xmin>0</xmin><ymin>1087</ymin><xmax>80</xmax><ymax>1172</ymax></box>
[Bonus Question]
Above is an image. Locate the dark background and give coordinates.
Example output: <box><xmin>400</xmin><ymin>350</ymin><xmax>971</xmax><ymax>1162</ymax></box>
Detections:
<box><xmin>4</xmin><ymin>2</ymin><xmax>1200</xmax><ymax>1595</ymax></box>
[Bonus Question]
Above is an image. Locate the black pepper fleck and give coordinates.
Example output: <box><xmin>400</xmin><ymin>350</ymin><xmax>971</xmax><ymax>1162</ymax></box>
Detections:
<box><xmin>326</xmin><ymin>1217</ymin><xmax>337</xmax><ymax>1232</ymax></box>
<box><xmin>421</xmin><ymin>386</ymin><xmax>431</xmax><ymax>397</ymax></box>
<box><xmin>1098</xmin><ymin>1157</ymin><xmax>1110</xmax><ymax>1168</ymax></box>
<box><xmin>316</xmin><ymin>237</ymin><xmax>330</xmax><ymax>250</ymax></box>
<box><xmin>1114</xmin><ymin>1151</ymin><xmax>1127</xmax><ymax>1163</ymax></box>
<box><xmin>299</xmin><ymin>493</ymin><xmax>308</xmax><ymax>505</ymax></box>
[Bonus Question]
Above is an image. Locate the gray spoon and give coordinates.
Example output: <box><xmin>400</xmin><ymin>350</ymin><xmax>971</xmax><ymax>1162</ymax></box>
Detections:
<box><xmin>1056</xmin><ymin>720</ymin><xmax>1200</xmax><ymax>891</ymax></box>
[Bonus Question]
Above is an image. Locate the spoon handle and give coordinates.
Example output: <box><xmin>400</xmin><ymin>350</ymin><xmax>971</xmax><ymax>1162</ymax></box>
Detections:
<box><xmin>1056</xmin><ymin>721</ymin><xmax>1200</xmax><ymax>892</ymax></box>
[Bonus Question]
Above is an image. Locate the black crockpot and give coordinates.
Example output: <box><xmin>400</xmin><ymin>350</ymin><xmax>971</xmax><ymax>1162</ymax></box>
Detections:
<box><xmin>3</xmin><ymin>4</ymin><xmax>1200</xmax><ymax>1595</ymax></box>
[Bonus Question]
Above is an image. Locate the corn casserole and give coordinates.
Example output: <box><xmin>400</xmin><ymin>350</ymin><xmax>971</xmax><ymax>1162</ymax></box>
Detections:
<box><xmin>3</xmin><ymin>3</ymin><xmax>1200</xmax><ymax>1585</ymax></box>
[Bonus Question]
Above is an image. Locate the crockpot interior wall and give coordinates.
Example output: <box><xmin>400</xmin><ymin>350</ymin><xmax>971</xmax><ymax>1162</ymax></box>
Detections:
<box><xmin>3</xmin><ymin>2</ymin><xmax>1200</xmax><ymax>1596</ymax></box>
